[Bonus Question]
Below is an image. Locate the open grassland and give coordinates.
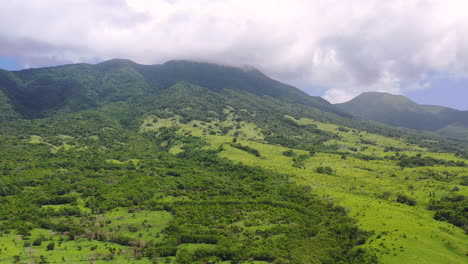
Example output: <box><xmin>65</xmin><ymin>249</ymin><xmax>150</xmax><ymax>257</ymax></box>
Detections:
<box><xmin>216</xmin><ymin>141</ymin><xmax>467</xmax><ymax>263</ymax></box>
<box><xmin>0</xmin><ymin>209</ymin><xmax>171</xmax><ymax>263</ymax></box>
<box><xmin>0</xmin><ymin>229</ymin><xmax>153</xmax><ymax>263</ymax></box>
<box><xmin>207</xmin><ymin>138</ymin><xmax>467</xmax><ymax>263</ymax></box>
<box><xmin>141</xmin><ymin>113</ymin><xmax>468</xmax><ymax>264</ymax></box>
<box><xmin>9</xmin><ymin>110</ymin><xmax>467</xmax><ymax>263</ymax></box>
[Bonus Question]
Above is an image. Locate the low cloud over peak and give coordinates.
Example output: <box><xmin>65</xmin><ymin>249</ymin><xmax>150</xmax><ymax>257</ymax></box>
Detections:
<box><xmin>1</xmin><ymin>0</ymin><xmax>468</xmax><ymax>103</ymax></box>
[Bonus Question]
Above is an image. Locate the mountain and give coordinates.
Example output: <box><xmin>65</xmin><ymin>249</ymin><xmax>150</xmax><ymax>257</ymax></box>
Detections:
<box><xmin>0</xmin><ymin>60</ymin><xmax>467</xmax><ymax>264</ymax></box>
<box><xmin>335</xmin><ymin>92</ymin><xmax>468</xmax><ymax>139</ymax></box>
<box><xmin>0</xmin><ymin>59</ymin><xmax>346</xmax><ymax>118</ymax></box>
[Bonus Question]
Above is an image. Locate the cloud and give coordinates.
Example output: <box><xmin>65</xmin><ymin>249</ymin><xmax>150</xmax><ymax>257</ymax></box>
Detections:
<box><xmin>1</xmin><ymin>0</ymin><xmax>468</xmax><ymax>102</ymax></box>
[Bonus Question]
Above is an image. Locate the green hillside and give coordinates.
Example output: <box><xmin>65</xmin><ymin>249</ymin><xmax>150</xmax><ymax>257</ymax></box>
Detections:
<box><xmin>0</xmin><ymin>61</ymin><xmax>467</xmax><ymax>264</ymax></box>
<box><xmin>335</xmin><ymin>92</ymin><xmax>468</xmax><ymax>139</ymax></box>
<box><xmin>0</xmin><ymin>88</ymin><xmax>18</xmax><ymax>120</ymax></box>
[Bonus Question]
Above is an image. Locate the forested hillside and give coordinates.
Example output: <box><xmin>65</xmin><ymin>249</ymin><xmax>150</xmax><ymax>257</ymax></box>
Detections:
<box><xmin>0</xmin><ymin>61</ymin><xmax>467</xmax><ymax>263</ymax></box>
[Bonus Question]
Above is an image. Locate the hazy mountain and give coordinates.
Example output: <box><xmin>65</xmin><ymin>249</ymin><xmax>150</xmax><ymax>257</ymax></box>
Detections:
<box><xmin>335</xmin><ymin>92</ymin><xmax>468</xmax><ymax>139</ymax></box>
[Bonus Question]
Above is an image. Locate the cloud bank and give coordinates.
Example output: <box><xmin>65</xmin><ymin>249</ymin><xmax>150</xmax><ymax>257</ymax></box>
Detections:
<box><xmin>1</xmin><ymin>0</ymin><xmax>468</xmax><ymax>102</ymax></box>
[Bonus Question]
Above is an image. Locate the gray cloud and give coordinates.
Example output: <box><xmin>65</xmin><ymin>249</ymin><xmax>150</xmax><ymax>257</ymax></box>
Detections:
<box><xmin>1</xmin><ymin>0</ymin><xmax>468</xmax><ymax>102</ymax></box>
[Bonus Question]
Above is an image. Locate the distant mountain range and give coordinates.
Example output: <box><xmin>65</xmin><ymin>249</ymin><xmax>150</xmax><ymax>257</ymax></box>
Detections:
<box><xmin>335</xmin><ymin>92</ymin><xmax>468</xmax><ymax>139</ymax></box>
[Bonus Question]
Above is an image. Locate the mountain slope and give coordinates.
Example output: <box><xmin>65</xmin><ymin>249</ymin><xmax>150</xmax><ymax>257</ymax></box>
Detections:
<box><xmin>335</xmin><ymin>92</ymin><xmax>468</xmax><ymax>138</ymax></box>
<box><xmin>0</xmin><ymin>85</ymin><xmax>18</xmax><ymax>120</ymax></box>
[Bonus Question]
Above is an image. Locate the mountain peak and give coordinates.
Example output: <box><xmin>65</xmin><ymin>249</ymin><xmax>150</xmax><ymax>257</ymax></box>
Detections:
<box><xmin>351</xmin><ymin>91</ymin><xmax>412</xmax><ymax>104</ymax></box>
<box><xmin>95</xmin><ymin>58</ymin><xmax>137</xmax><ymax>70</ymax></box>
<box><xmin>99</xmin><ymin>58</ymin><xmax>137</xmax><ymax>64</ymax></box>
<box><xmin>336</xmin><ymin>91</ymin><xmax>468</xmax><ymax>135</ymax></box>
<box><xmin>162</xmin><ymin>59</ymin><xmax>262</xmax><ymax>75</ymax></box>
<box><xmin>338</xmin><ymin>92</ymin><xmax>419</xmax><ymax>114</ymax></box>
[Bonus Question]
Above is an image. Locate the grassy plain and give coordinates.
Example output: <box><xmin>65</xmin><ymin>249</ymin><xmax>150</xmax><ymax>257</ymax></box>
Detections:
<box><xmin>143</xmin><ymin>113</ymin><xmax>468</xmax><ymax>264</ymax></box>
<box><xmin>5</xmin><ymin>111</ymin><xmax>466</xmax><ymax>263</ymax></box>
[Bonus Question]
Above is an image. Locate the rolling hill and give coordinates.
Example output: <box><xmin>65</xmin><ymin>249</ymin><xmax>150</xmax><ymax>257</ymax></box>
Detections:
<box><xmin>335</xmin><ymin>92</ymin><xmax>468</xmax><ymax>139</ymax></box>
<box><xmin>0</xmin><ymin>60</ymin><xmax>467</xmax><ymax>264</ymax></box>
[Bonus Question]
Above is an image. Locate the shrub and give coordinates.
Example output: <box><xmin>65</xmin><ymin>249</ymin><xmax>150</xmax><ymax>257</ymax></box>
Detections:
<box><xmin>315</xmin><ymin>166</ymin><xmax>334</xmax><ymax>175</ymax></box>
<box><xmin>282</xmin><ymin>150</ymin><xmax>296</xmax><ymax>157</ymax></box>
<box><xmin>428</xmin><ymin>195</ymin><xmax>467</xmax><ymax>232</ymax></box>
<box><xmin>47</xmin><ymin>242</ymin><xmax>55</xmax><ymax>251</ymax></box>
<box><xmin>176</xmin><ymin>249</ymin><xmax>193</xmax><ymax>264</ymax></box>
<box><xmin>460</xmin><ymin>176</ymin><xmax>468</xmax><ymax>186</ymax></box>
<box><xmin>32</xmin><ymin>238</ymin><xmax>43</xmax><ymax>246</ymax></box>
<box><xmin>229</xmin><ymin>143</ymin><xmax>260</xmax><ymax>157</ymax></box>
<box><xmin>292</xmin><ymin>154</ymin><xmax>310</xmax><ymax>169</ymax></box>
<box><xmin>396</xmin><ymin>194</ymin><xmax>416</xmax><ymax>206</ymax></box>
<box><xmin>338</xmin><ymin>127</ymin><xmax>350</xmax><ymax>132</ymax></box>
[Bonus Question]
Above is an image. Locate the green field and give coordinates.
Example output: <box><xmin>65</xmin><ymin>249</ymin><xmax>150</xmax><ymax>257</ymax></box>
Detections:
<box><xmin>148</xmin><ymin>114</ymin><xmax>468</xmax><ymax>264</ymax></box>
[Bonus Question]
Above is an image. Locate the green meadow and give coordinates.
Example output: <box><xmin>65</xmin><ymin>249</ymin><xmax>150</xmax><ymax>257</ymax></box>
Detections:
<box><xmin>1</xmin><ymin>82</ymin><xmax>467</xmax><ymax>263</ymax></box>
<box><xmin>142</xmin><ymin>113</ymin><xmax>468</xmax><ymax>264</ymax></box>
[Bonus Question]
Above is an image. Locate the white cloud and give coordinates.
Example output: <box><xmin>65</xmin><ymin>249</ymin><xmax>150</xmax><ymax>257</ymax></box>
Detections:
<box><xmin>1</xmin><ymin>0</ymin><xmax>468</xmax><ymax>102</ymax></box>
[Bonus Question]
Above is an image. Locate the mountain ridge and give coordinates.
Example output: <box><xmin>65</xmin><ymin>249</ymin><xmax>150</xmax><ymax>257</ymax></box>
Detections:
<box><xmin>0</xmin><ymin>59</ymin><xmax>347</xmax><ymax>119</ymax></box>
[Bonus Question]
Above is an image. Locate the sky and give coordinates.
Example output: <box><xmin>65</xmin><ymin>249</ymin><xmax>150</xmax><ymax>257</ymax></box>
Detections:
<box><xmin>0</xmin><ymin>0</ymin><xmax>467</xmax><ymax>110</ymax></box>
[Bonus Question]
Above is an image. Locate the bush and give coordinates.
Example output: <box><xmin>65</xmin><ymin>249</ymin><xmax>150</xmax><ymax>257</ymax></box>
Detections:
<box><xmin>176</xmin><ymin>249</ymin><xmax>193</xmax><ymax>264</ymax></box>
<box><xmin>338</xmin><ymin>127</ymin><xmax>350</xmax><ymax>132</ymax></box>
<box><xmin>428</xmin><ymin>195</ymin><xmax>467</xmax><ymax>232</ymax></box>
<box><xmin>396</xmin><ymin>194</ymin><xmax>416</xmax><ymax>206</ymax></box>
<box><xmin>230</xmin><ymin>143</ymin><xmax>260</xmax><ymax>157</ymax></box>
<box><xmin>315</xmin><ymin>166</ymin><xmax>334</xmax><ymax>175</ymax></box>
<box><xmin>282</xmin><ymin>150</ymin><xmax>296</xmax><ymax>157</ymax></box>
<box><xmin>292</xmin><ymin>154</ymin><xmax>310</xmax><ymax>169</ymax></box>
<box><xmin>32</xmin><ymin>238</ymin><xmax>43</xmax><ymax>246</ymax></box>
<box><xmin>460</xmin><ymin>176</ymin><xmax>468</xmax><ymax>186</ymax></box>
<box><xmin>46</xmin><ymin>242</ymin><xmax>55</xmax><ymax>251</ymax></box>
